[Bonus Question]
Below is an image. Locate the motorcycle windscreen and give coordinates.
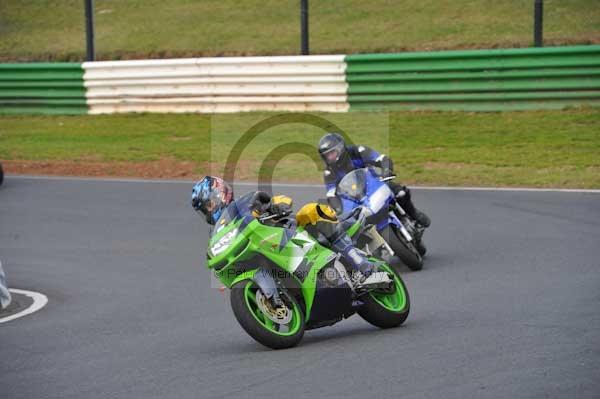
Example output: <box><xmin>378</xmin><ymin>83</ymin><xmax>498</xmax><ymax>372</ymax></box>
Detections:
<box><xmin>337</xmin><ymin>169</ymin><xmax>367</xmax><ymax>201</ymax></box>
<box><xmin>211</xmin><ymin>198</ymin><xmax>257</xmax><ymax>237</ymax></box>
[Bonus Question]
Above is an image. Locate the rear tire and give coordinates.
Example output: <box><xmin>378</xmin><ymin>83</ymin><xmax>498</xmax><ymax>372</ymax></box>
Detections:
<box><xmin>358</xmin><ymin>264</ymin><xmax>410</xmax><ymax>328</ymax></box>
<box><xmin>230</xmin><ymin>280</ymin><xmax>305</xmax><ymax>350</ymax></box>
<box><xmin>416</xmin><ymin>240</ymin><xmax>427</xmax><ymax>256</ymax></box>
<box><xmin>381</xmin><ymin>226</ymin><xmax>423</xmax><ymax>271</ymax></box>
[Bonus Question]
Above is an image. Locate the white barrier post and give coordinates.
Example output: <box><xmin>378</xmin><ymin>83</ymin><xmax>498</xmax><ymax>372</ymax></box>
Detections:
<box><xmin>0</xmin><ymin>260</ymin><xmax>11</xmax><ymax>309</ymax></box>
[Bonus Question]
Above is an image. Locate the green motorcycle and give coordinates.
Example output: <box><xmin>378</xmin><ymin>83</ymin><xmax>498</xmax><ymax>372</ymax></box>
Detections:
<box><xmin>206</xmin><ymin>202</ymin><xmax>410</xmax><ymax>349</ymax></box>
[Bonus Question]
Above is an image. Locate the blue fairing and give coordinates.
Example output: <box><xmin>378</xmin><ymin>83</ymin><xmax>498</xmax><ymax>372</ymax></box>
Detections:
<box><xmin>341</xmin><ymin>197</ymin><xmax>360</xmax><ymax>215</ymax></box>
<box><xmin>337</xmin><ymin>168</ymin><xmax>403</xmax><ymax>233</ymax></box>
<box><xmin>383</xmin><ymin>212</ymin><xmax>401</xmax><ymax>229</ymax></box>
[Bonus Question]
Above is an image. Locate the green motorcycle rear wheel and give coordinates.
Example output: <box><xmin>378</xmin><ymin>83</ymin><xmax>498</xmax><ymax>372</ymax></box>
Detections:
<box><xmin>358</xmin><ymin>264</ymin><xmax>410</xmax><ymax>328</ymax></box>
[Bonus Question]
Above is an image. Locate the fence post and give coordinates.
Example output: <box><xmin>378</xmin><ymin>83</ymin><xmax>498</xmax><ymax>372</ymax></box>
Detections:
<box><xmin>84</xmin><ymin>0</ymin><xmax>95</xmax><ymax>61</ymax></box>
<box><xmin>300</xmin><ymin>0</ymin><xmax>309</xmax><ymax>55</ymax></box>
<box><xmin>534</xmin><ymin>0</ymin><xmax>544</xmax><ymax>47</ymax></box>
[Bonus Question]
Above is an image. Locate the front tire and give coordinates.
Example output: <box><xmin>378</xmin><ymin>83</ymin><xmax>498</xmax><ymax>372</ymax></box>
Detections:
<box><xmin>230</xmin><ymin>280</ymin><xmax>305</xmax><ymax>349</ymax></box>
<box><xmin>381</xmin><ymin>226</ymin><xmax>423</xmax><ymax>271</ymax></box>
<box><xmin>416</xmin><ymin>240</ymin><xmax>427</xmax><ymax>256</ymax></box>
<box><xmin>358</xmin><ymin>264</ymin><xmax>410</xmax><ymax>328</ymax></box>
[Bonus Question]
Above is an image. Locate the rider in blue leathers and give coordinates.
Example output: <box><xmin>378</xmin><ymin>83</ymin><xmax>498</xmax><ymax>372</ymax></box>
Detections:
<box><xmin>318</xmin><ymin>133</ymin><xmax>431</xmax><ymax>228</ymax></box>
<box><xmin>191</xmin><ymin>176</ymin><xmax>378</xmax><ymax>285</ymax></box>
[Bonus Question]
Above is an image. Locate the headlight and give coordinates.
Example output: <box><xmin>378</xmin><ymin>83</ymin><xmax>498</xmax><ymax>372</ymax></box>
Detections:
<box><xmin>359</xmin><ymin>206</ymin><xmax>373</xmax><ymax>218</ymax></box>
<box><xmin>210</xmin><ymin>228</ymin><xmax>238</xmax><ymax>256</ymax></box>
<box><xmin>368</xmin><ymin>185</ymin><xmax>394</xmax><ymax>213</ymax></box>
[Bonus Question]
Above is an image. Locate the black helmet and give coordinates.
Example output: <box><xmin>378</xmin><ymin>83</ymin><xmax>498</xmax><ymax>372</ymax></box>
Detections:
<box><xmin>191</xmin><ymin>176</ymin><xmax>234</xmax><ymax>224</ymax></box>
<box><xmin>318</xmin><ymin>133</ymin><xmax>346</xmax><ymax>166</ymax></box>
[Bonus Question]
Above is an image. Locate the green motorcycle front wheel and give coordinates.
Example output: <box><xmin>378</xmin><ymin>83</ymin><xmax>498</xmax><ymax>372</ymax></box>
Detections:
<box><xmin>230</xmin><ymin>280</ymin><xmax>305</xmax><ymax>349</ymax></box>
<box><xmin>358</xmin><ymin>264</ymin><xmax>410</xmax><ymax>328</ymax></box>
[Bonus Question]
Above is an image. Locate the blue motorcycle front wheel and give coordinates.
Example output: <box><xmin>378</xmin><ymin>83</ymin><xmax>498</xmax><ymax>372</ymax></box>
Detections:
<box><xmin>381</xmin><ymin>226</ymin><xmax>423</xmax><ymax>271</ymax></box>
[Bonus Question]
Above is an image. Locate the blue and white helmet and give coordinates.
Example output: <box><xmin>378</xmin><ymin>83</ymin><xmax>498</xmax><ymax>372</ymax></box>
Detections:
<box><xmin>191</xmin><ymin>176</ymin><xmax>234</xmax><ymax>224</ymax></box>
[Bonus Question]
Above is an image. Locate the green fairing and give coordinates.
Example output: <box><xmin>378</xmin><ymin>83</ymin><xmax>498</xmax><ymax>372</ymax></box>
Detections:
<box><xmin>230</xmin><ymin>269</ymin><xmax>258</xmax><ymax>287</ymax></box>
<box><xmin>345</xmin><ymin>219</ymin><xmax>361</xmax><ymax>238</ymax></box>
<box><xmin>207</xmin><ymin>217</ymin><xmax>336</xmax><ymax>321</ymax></box>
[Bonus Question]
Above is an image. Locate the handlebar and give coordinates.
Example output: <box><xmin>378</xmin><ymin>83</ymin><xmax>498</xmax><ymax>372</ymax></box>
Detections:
<box><xmin>259</xmin><ymin>213</ymin><xmax>280</xmax><ymax>221</ymax></box>
<box><xmin>259</xmin><ymin>211</ymin><xmax>291</xmax><ymax>222</ymax></box>
<box><xmin>338</xmin><ymin>206</ymin><xmax>362</xmax><ymax>222</ymax></box>
<box><xmin>379</xmin><ymin>175</ymin><xmax>396</xmax><ymax>182</ymax></box>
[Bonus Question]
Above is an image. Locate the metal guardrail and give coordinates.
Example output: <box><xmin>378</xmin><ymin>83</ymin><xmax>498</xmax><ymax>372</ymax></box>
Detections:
<box><xmin>1</xmin><ymin>46</ymin><xmax>599</xmax><ymax>114</ymax></box>
<box><xmin>345</xmin><ymin>45</ymin><xmax>600</xmax><ymax>111</ymax></box>
<box><xmin>82</xmin><ymin>55</ymin><xmax>348</xmax><ymax>114</ymax></box>
<box><xmin>0</xmin><ymin>63</ymin><xmax>87</xmax><ymax>115</ymax></box>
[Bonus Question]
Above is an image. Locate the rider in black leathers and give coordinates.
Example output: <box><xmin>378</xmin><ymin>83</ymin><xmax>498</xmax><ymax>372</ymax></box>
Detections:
<box><xmin>318</xmin><ymin>133</ymin><xmax>430</xmax><ymax>228</ymax></box>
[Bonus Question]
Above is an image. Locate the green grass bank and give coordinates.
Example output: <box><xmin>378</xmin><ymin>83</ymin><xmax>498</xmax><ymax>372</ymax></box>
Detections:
<box><xmin>1</xmin><ymin>0</ymin><xmax>598</xmax><ymax>61</ymax></box>
<box><xmin>1</xmin><ymin>109</ymin><xmax>599</xmax><ymax>188</ymax></box>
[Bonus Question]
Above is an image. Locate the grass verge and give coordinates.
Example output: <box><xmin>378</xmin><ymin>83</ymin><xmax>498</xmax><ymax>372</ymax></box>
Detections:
<box><xmin>1</xmin><ymin>109</ymin><xmax>599</xmax><ymax>188</ymax></box>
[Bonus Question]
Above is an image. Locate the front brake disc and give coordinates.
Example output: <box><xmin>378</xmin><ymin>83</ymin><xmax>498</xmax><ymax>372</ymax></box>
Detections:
<box><xmin>255</xmin><ymin>290</ymin><xmax>293</xmax><ymax>325</ymax></box>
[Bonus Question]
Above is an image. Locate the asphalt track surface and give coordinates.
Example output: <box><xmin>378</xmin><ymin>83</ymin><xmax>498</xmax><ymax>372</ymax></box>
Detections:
<box><xmin>1</xmin><ymin>176</ymin><xmax>599</xmax><ymax>399</ymax></box>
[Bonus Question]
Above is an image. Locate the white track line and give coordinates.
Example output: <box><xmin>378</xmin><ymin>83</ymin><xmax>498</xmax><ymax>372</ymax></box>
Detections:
<box><xmin>0</xmin><ymin>289</ymin><xmax>48</xmax><ymax>324</ymax></box>
<box><xmin>5</xmin><ymin>175</ymin><xmax>600</xmax><ymax>193</ymax></box>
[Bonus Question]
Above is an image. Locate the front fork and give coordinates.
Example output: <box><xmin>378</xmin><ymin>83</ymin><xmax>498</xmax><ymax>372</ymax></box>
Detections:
<box><xmin>392</xmin><ymin>204</ymin><xmax>414</xmax><ymax>243</ymax></box>
<box><xmin>394</xmin><ymin>198</ymin><xmax>430</xmax><ymax>241</ymax></box>
<box><xmin>253</xmin><ymin>268</ymin><xmax>283</xmax><ymax>306</ymax></box>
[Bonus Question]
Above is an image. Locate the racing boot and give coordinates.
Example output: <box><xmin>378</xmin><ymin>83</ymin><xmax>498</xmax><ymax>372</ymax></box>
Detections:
<box><xmin>343</xmin><ymin>247</ymin><xmax>377</xmax><ymax>287</ymax></box>
<box><xmin>396</xmin><ymin>188</ymin><xmax>431</xmax><ymax>228</ymax></box>
<box><xmin>350</xmin><ymin>271</ymin><xmax>368</xmax><ymax>287</ymax></box>
<box><xmin>349</xmin><ymin>258</ymin><xmax>393</xmax><ymax>290</ymax></box>
<box><xmin>331</xmin><ymin>234</ymin><xmax>377</xmax><ymax>287</ymax></box>
<box><xmin>414</xmin><ymin>209</ymin><xmax>431</xmax><ymax>228</ymax></box>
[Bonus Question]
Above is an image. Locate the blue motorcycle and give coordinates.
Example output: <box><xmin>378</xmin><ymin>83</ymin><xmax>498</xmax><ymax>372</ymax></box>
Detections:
<box><xmin>336</xmin><ymin>167</ymin><xmax>425</xmax><ymax>271</ymax></box>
